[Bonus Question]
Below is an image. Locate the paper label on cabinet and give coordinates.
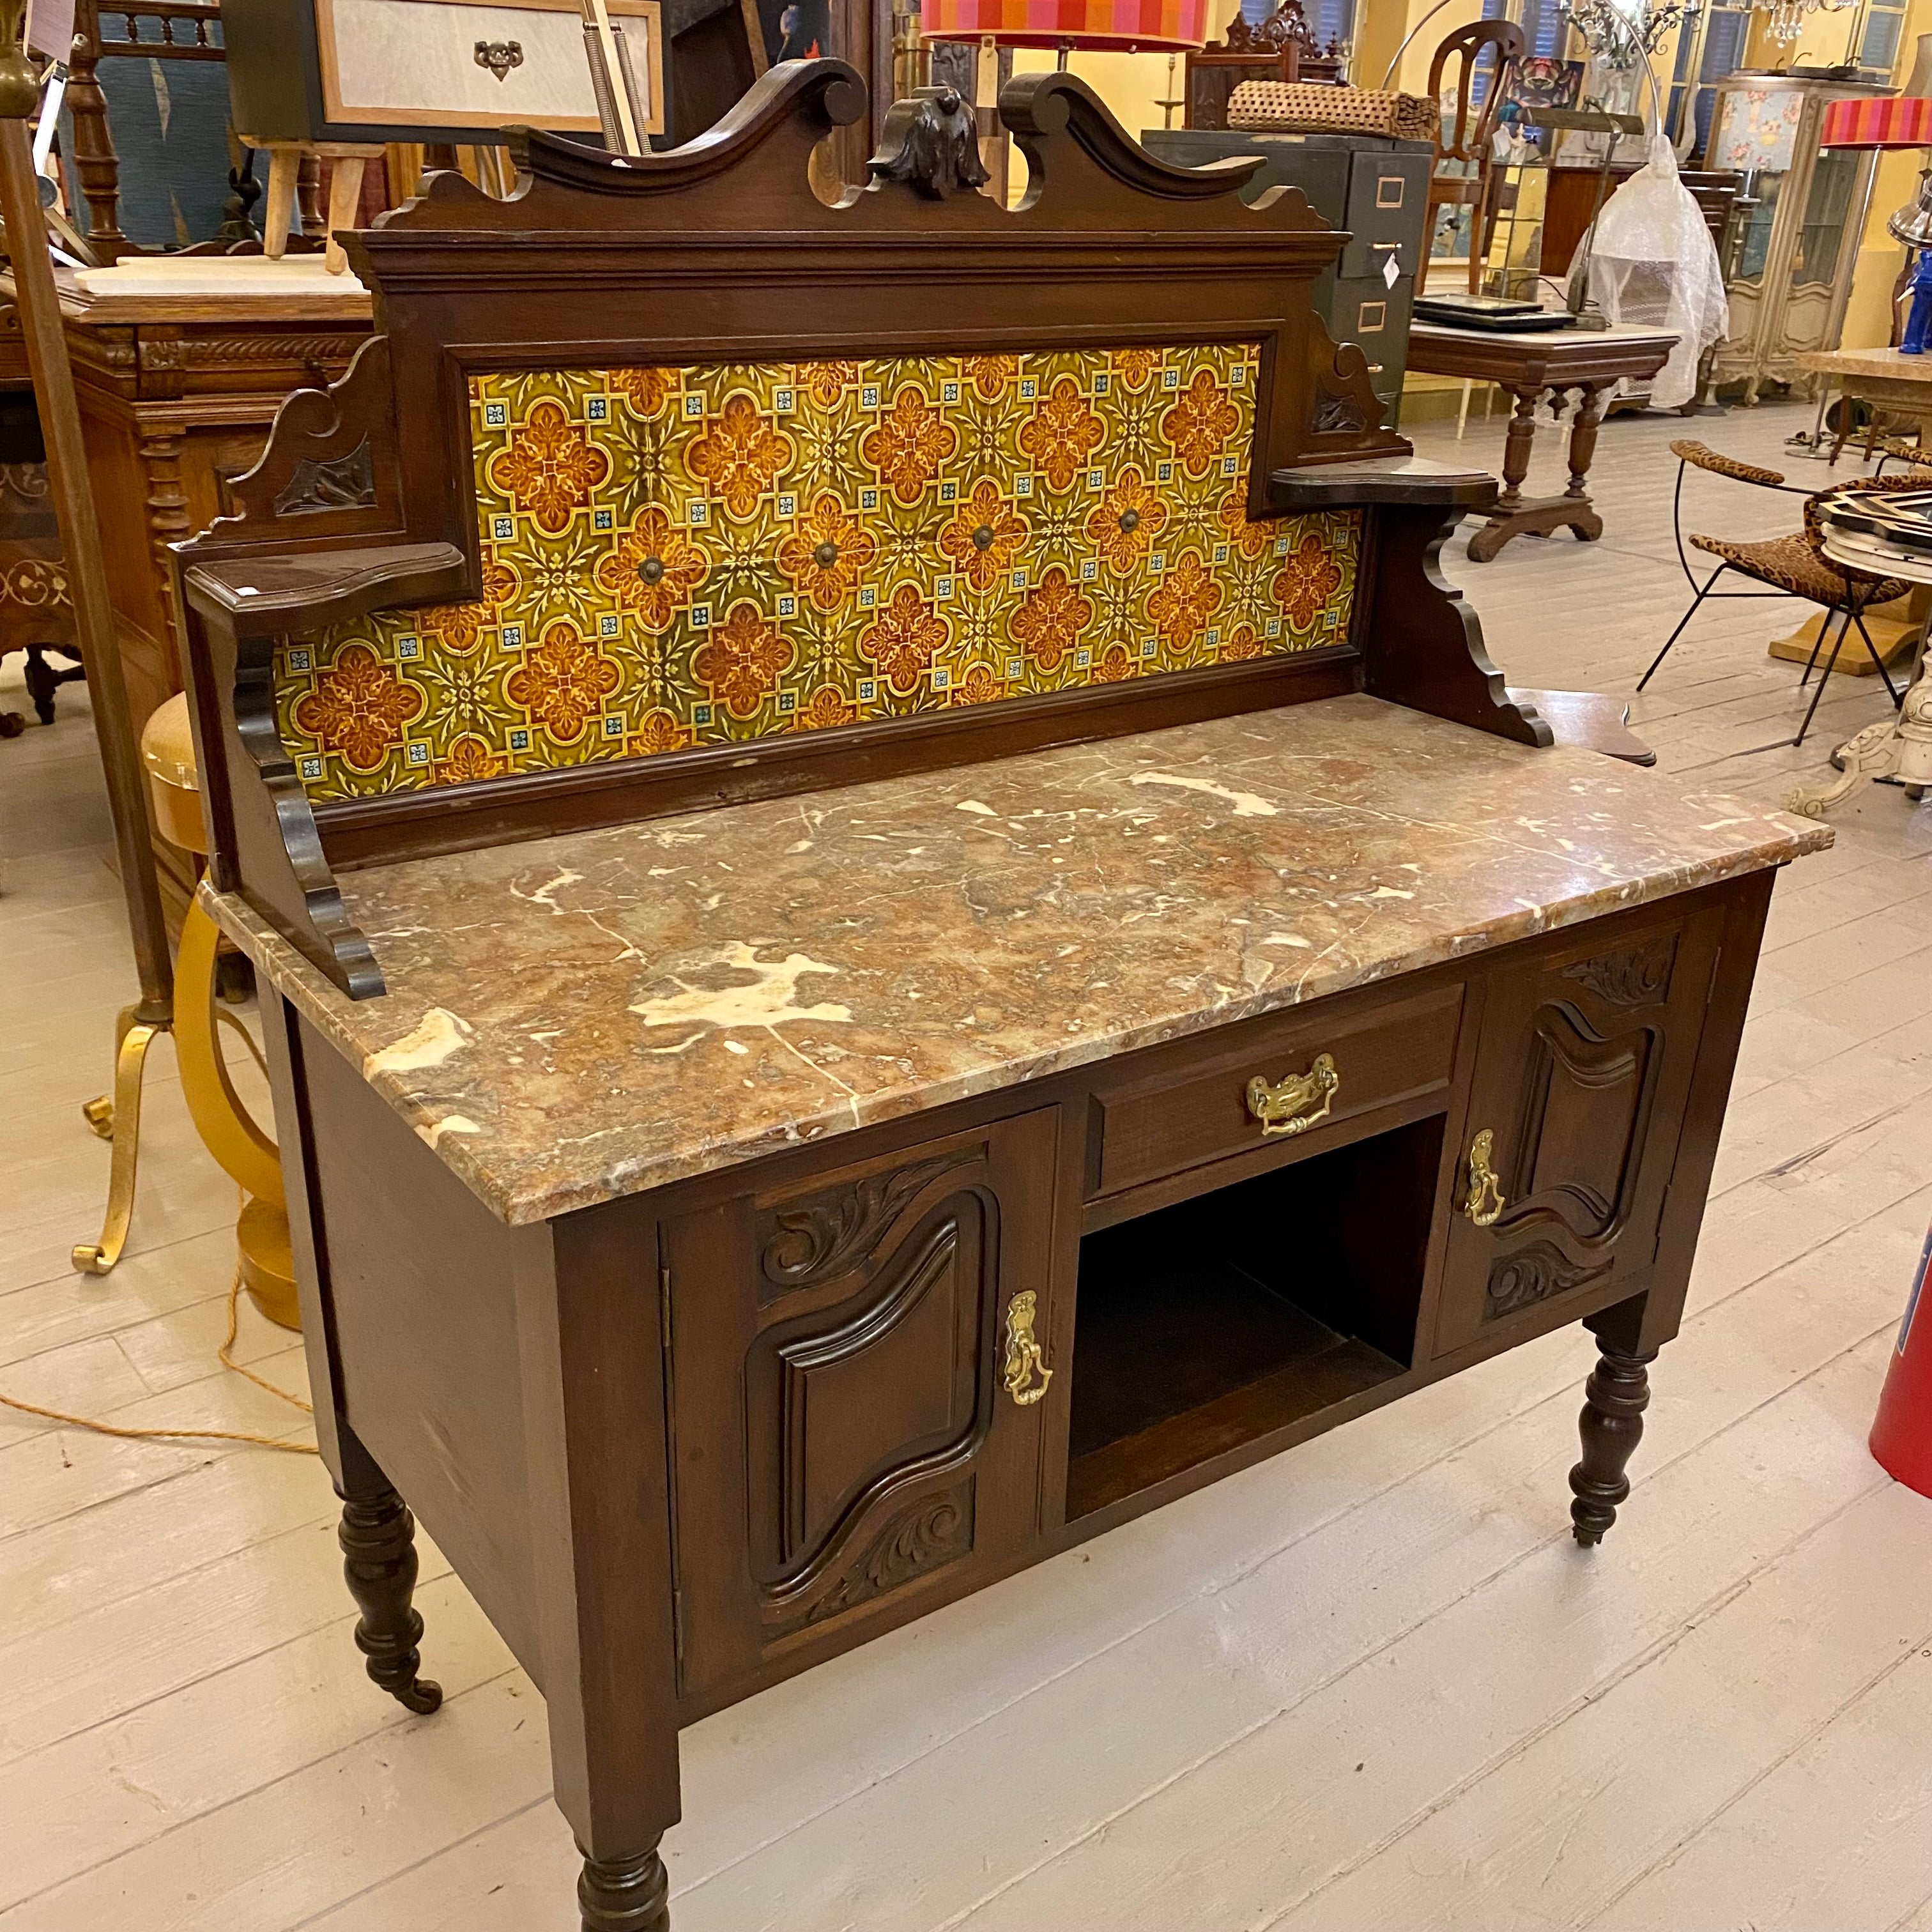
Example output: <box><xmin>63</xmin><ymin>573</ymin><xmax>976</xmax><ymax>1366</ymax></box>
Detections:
<box><xmin>1384</xmin><ymin>252</ymin><xmax>1400</xmax><ymax>289</ymax></box>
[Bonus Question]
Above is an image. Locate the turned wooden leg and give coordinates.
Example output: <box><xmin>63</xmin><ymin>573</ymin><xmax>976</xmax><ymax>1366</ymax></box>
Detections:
<box><xmin>1569</xmin><ymin>1344</ymin><xmax>1657</xmax><ymax>1546</ymax></box>
<box><xmin>339</xmin><ymin>1482</ymin><xmax>443</xmax><ymax>1714</ymax></box>
<box><xmin>1565</xmin><ymin>383</ymin><xmax>1606</xmax><ymax>500</ymax></box>
<box><xmin>579</xmin><ymin>1843</ymin><xmax>670</xmax><ymax>1932</ymax></box>
<box><xmin>1497</xmin><ymin>385</ymin><xmax>1540</xmax><ymax>510</ymax></box>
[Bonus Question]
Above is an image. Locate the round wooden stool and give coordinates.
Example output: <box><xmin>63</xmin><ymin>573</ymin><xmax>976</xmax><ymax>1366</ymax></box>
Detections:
<box><xmin>140</xmin><ymin>694</ymin><xmax>300</xmax><ymax>1330</ymax></box>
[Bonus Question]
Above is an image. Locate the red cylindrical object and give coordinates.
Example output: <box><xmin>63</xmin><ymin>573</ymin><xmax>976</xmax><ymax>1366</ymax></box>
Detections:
<box><xmin>1871</xmin><ymin>1220</ymin><xmax>1932</xmax><ymax>1497</ymax></box>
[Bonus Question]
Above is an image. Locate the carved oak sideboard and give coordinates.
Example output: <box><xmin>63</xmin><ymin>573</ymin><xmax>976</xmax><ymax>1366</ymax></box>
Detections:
<box><xmin>174</xmin><ymin>64</ymin><xmax>1828</xmax><ymax>1931</ymax></box>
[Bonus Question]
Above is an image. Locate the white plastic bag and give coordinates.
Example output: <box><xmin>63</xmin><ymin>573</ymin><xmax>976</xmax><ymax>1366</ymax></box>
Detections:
<box><xmin>1568</xmin><ymin>134</ymin><xmax>1729</xmax><ymax>410</ymax></box>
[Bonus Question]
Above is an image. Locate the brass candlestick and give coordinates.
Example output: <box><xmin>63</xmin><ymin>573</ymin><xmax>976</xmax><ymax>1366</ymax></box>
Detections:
<box><xmin>0</xmin><ymin>0</ymin><xmax>176</xmax><ymax>1272</ymax></box>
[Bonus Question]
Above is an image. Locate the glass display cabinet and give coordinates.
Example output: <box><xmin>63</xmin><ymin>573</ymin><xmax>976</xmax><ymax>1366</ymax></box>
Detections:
<box><xmin>1704</xmin><ymin>72</ymin><xmax>1894</xmax><ymax>401</ymax></box>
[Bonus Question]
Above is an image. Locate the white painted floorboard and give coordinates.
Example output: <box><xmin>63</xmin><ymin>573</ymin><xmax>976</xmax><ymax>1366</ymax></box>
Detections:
<box><xmin>3</xmin><ymin>400</ymin><xmax>1931</xmax><ymax>1931</ymax></box>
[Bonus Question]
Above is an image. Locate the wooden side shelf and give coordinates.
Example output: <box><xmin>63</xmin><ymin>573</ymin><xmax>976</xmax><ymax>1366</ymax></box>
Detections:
<box><xmin>1066</xmin><ymin>1117</ymin><xmax>1441</xmax><ymax>1519</ymax></box>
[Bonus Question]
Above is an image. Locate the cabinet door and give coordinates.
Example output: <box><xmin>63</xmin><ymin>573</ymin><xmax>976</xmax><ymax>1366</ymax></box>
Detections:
<box><xmin>1433</xmin><ymin>908</ymin><xmax>1722</xmax><ymax>1356</ymax></box>
<box><xmin>665</xmin><ymin>1110</ymin><xmax>1059</xmax><ymax>1700</ymax></box>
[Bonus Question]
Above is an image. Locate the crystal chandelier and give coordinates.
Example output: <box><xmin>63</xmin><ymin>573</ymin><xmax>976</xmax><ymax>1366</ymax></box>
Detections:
<box><xmin>1754</xmin><ymin>0</ymin><xmax>1851</xmax><ymax>43</ymax></box>
<box><xmin>1558</xmin><ymin>0</ymin><xmax>1701</xmax><ymax>69</ymax></box>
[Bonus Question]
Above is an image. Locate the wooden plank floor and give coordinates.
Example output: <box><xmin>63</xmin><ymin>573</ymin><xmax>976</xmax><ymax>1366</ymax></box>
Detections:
<box><xmin>4</xmin><ymin>399</ymin><xmax>1931</xmax><ymax>1931</ymax></box>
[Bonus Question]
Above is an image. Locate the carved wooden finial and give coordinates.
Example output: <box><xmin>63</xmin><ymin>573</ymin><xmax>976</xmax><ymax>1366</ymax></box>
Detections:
<box><xmin>866</xmin><ymin>87</ymin><xmax>990</xmax><ymax>200</ymax></box>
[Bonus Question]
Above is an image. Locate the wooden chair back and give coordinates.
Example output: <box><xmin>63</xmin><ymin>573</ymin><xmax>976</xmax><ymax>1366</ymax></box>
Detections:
<box><xmin>65</xmin><ymin>0</ymin><xmax>228</xmax><ymax>262</ymax></box>
<box><xmin>1427</xmin><ymin>20</ymin><xmax>1524</xmax><ymax>167</ymax></box>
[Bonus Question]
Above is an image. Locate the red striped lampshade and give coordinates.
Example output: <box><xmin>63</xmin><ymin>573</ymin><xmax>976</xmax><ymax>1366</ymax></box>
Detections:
<box><xmin>921</xmin><ymin>0</ymin><xmax>1211</xmax><ymax>49</ymax></box>
<box><xmin>1820</xmin><ymin>96</ymin><xmax>1932</xmax><ymax>148</ymax></box>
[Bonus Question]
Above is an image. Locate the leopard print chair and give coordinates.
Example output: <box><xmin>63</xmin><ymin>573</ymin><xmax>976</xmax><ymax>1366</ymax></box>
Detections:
<box><xmin>1639</xmin><ymin>441</ymin><xmax>1912</xmax><ymax>747</ymax></box>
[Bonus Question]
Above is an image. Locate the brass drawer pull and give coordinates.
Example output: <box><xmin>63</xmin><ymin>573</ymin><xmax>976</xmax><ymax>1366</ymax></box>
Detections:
<box><xmin>1246</xmin><ymin>1052</ymin><xmax>1338</xmax><ymax>1137</ymax></box>
<box><xmin>1002</xmin><ymin>1291</ymin><xmax>1052</xmax><ymax>1406</ymax></box>
<box><xmin>1464</xmin><ymin>1128</ymin><xmax>1506</xmax><ymax>1226</ymax></box>
<box><xmin>475</xmin><ymin>40</ymin><xmax>524</xmax><ymax>80</ymax></box>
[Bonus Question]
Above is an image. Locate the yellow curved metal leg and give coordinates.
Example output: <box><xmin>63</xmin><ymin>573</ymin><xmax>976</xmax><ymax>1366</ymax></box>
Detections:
<box><xmin>72</xmin><ymin>1011</ymin><xmax>167</xmax><ymax>1275</ymax></box>
<box><xmin>174</xmin><ymin>901</ymin><xmax>283</xmax><ymax>1208</ymax></box>
<box><xmin>172</xmin><ymin>897</ymin><xmax>299</xmax><ymax>1329</ymax></box>
<box><xmin>80</xmin><ymin>1003</ymin><xmax>141</xmax><ymax>1140</ymax></box>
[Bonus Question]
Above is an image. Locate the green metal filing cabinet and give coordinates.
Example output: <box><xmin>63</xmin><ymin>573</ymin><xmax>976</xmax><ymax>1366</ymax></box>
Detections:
<box><xmin>1142</xmin><ymin>130</ymin><xmax>1435</xmax><ymax>426</ymax></box>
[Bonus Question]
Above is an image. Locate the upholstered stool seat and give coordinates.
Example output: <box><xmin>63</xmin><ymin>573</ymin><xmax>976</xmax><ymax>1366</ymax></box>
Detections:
<box><xmin>1685</xmin><ymin>530</ymin><xmax>1908</xmax><ymax>608</ymax></box>
<box><xmin>1643</xmin><ymin>445</ymin><xmax>1912</xmax><ymax>745</ymax></box>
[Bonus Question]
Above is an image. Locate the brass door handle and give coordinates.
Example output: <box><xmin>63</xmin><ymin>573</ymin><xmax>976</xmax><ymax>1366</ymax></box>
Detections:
<box><xmin>1246</xmin><ymin>1052</ymin><xmax>1338</xmax><ymax>1137</ymax></box>
<box><xmin>1464</xmin><ymin>1128</ymin><xmax>1506</xmax><ymax>1226</ymax></box>
<box><xmin>1002</xmin><ymin>1291</ymin><xmax>1052</xmax><ymax>1406</ymax></box>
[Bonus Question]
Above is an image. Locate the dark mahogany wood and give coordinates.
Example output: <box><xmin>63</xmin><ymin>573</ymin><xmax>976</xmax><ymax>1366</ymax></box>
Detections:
<box><xmin>1508</xmin><ymin>687</ymin><xmax>1655</xmax><ymax>767</ymax></box>
<box><xmin>1432</xmin><ymin>898</ymin><xmax>1723</xmax><ymax>1356</ymax></box>
<box><xmin>1404</xmin><ymin>323</ymin><xmax>1676</xmax><ymax>563</ymax></box>
<box><xmin>1354</xmin><ymin>501</ymin><xmax>1551</xmax><ymax>748</ymax></box>
<box><xmin>337</xmin><ymin>1462</ymin><xmax>443</xmax><ymax>1715</ymax></box>
<box><xmin>184</xmin><ymin>62</ymin><xmax>1798</xmax><ymax>1932</ymax></box>
<box><xmin>579</xmin><ymin>1844</ymin><xmax>671</xmax><ymax>1932</ymax></box>
<box><xmin>248</xmin><ymin>862</ymin><xmax>1781</xmax><ymax>1926</ymax></box>
<box><xmin>1569</xmin><ymin>1344</ymin><xmax>1657</xmax><ymax>1545</ymax></box>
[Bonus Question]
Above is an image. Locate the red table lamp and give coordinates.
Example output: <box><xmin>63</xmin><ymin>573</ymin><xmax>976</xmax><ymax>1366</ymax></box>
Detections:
<box><xmin>920</xmin><ymin>0</ymin><xmax>1212</xmax><ymax>56</ymax></box>
<box><xmin>1819</xmin><ymin>96</ymin><xmax>1932</xmax><ymax>355</ymax></box>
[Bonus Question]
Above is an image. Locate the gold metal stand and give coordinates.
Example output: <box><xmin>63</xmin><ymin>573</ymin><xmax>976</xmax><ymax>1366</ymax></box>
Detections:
<box><xmin>71</xmin><ymin>1006</ymin><xmax>167</xmax><ymax>1274</ymax></box>
<box><xmin>88</xmin><ymin>693</ymin><xmax>301</xmax><ymax>1327</ymax></box>
<box><xmin>1</xmin><ymin>4</ymin><xmax>178</xmax><ymax>1278</ymax></box>
<box><xmin>173</xmin><ymin>887</ymin><xmax>298</xmax><ymax>1329</ymax></box>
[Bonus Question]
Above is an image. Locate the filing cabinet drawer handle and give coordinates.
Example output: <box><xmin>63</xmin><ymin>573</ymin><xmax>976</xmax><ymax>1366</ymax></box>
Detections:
<box><xmin>1245</xmin><ymin>1052</ymin><xmax>1339</xmax><ymax>1137</ymax></box>
<box><xmin>1464</xmin><ymin>1128</ymin><xmax>1506</xmax><ymax>1227</ymax></box>
<box><xmin>1002</xmin><ymin>1291</ymin><xmax>1053</xmax><ymax>1407</ymax></box>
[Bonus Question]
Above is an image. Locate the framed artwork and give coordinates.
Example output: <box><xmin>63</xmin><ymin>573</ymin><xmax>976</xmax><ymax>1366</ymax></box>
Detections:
<box><xmin>1504</xmin><ymin>56</ymin><xmax>1584</xmax><ymax>115</ymax></box>
<box><xmin>224</xmin><ymin>0</ymin><xmax>667</xmax><ymax>144</ymax></box>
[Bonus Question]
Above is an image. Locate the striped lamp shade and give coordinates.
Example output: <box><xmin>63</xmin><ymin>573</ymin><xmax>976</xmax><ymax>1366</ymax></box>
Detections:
<box><xmin>921</xmin><ymin>0</ymin><xmax>1211</xmax><ymax>49</ymax></box>
<box><xmin>1820</xmin><ymin>96</ymin><xmax>1932</xmax><ymax>148</ymax></box>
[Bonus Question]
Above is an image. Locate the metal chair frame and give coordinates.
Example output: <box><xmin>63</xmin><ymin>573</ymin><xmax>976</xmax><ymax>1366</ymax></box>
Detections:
<box><xmin>1641</xmin><ymin>447</ymin><xmax>1906</xmax><ymax>748</ymax></box>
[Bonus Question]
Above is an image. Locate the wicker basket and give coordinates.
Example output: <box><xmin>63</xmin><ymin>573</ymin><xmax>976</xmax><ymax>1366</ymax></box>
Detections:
<box><xmin>1227</xmin><ymin>80</ymin><xmax>1440</xmax><ymax>142</ymax></box>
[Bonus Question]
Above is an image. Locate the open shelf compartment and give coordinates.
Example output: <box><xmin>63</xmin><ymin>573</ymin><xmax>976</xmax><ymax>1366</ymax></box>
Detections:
<box><xmin>1066</xmin><ymin>1116</ymin><xmax>1443</xmax><ymax>1520</ymax></box>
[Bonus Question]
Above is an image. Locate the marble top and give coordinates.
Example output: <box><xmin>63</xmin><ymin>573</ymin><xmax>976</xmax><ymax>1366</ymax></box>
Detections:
<box><xmin>1798</xmin><ymin>346</ymin><xmax>1932</xmax><ymax>385</ymax></box>
<box><xmin>210</xmin><ymin>694</ymin><xmax>1830</xmax><ymax>1227</ymax></box>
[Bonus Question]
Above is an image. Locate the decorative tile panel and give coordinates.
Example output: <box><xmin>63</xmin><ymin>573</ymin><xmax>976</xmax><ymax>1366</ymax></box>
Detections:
<box><xmin>277</xmin><ymin>344</ymin><xmax>1361</xmax><ymax>802</ymax></box>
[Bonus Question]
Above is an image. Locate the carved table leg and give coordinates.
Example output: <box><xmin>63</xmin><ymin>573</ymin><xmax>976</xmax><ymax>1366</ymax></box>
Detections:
<box><xmin>1466</xmin><ymin>385</ymin><xmax>1547</xmax><ymax>563</ymax></box>
<box><xmin>1562</xmin><ymin>383</ymin><xmax>1608</xmax><ymax>540</ymax></box>
<box><xmin>579</xmin><ymin>1842</ymin><xmax>671</xmax><ymax>1932</ymax></box>
<box><xmin>1497</xmin><ymin>383</ymin><xmax>1541</xmax><ymax>511</ymax></box>
<box><xmin>338</xmin><ymin>1480</ymin><xmax>443</xmax><ymax>1714</ymax></box>
<box><xmin>1569</xmin><ymin>1344</ymin><xmax>1658</xmax><ymax>1545</ymax></box>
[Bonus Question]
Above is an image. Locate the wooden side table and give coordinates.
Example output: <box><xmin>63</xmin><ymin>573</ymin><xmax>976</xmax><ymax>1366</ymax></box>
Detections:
<box><xmin>0</xmin><ymin>255</ymin><xmax>371</xmax><ymax>939</ymax></box>
<box><xmin>1406</xmin><ymin>319</ymin><xmax>1678</xmax><ymax>561</ymax></box>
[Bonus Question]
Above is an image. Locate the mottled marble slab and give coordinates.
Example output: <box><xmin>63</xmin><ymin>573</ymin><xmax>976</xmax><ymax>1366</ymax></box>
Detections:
<box><xmin>211</xmin><ymin>693</ymin><xmax>1831</xmax><ymax>1226</ymax></box>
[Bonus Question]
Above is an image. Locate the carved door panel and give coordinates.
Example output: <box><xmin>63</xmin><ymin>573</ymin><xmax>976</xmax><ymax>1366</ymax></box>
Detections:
<box><xmin>664</xmin><ymin>1110</ymin><xmax>1059</xmax><ymax>1702</ymax></box>
<box><xmin>1432</xmin><ymin>908</ymin><xmax>1722</xmax><ymax>1356</ymax></box>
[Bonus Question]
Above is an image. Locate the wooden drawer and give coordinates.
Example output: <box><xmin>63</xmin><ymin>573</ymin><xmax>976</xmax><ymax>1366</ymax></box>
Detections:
<box><xmin>1091</xmin><ymin>983</ymin><xmax>1465</xmax><ymax>1199</ymax></box>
